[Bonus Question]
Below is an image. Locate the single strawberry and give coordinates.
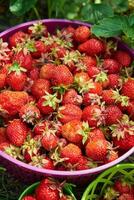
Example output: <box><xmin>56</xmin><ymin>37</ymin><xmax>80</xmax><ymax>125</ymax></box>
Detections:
<box><xmin>111</xmin><ymin>118</ymin><xmax>134</xmax><ymax>151</ymax></box>
<box><xmin>0</xmin><ymin>90</ymin><xmax>29</xmax><ymax>116</ymax></box>
<box><xmin>6</xmin><ymin>119</ymin><xmax>29</xmax><ymax>147</ymax></box>
<box><xmin>107</xmin><ymin>74</ymin><xmax>121</xmax><ymax>89</ymax></box>
<box><xmin>102</xmin><ymin>90</ymin><xmax>115</xmax><ymax>105</ymax></box>
<box><xmin>35</xmin><ymin>178</ymin><xmax>60</xmax><ymax>200</ymax></box>
<box><xmin>78</xmin><ymin>38</ymin><xmax>105</xmax><ymax>56</ymax></box>
<box><xmin>104</xmin><ymin>105</ymin><xmax>123</xmax><ymax>125</ymax></box>
<box><xmin>31</xmin><ymin>78</ymin><xmax>51</xmax><ymax>99</ymax></box>
<box><xmin>86</xmin><ymin>128</ymin><xmax>105</xmax><ymax>143</ymax></box>
<box><xmin>31</xmin><ymin>155</ymin><xmax>54</xmax><ymax>170</ymax></box>
<box><xmin>9</xmin><ymin>31</ymin><xmax>26</xmax><ymax>47</ymax></box>
<box><xmin>22</xmin><ymin>196</ymin><xmax>36</xmax><ymax>200</ymax></box>
<box><xmin>31</xmin><ymin>40</ymin><xmax>46</xmax><ymax>58</ymax></box>
<box><xmin>74</xmin><ymin>26</ymin><xmax>91</xmax><ymax>43</ymax></box>
<box><xmin>82</xmin><ymin>105</ymin><xmax>103</xmax><ymax>127</ymax></box>
<box><xmin>60</xmin><ymin>143</ymin><xmax>82</xmax><ymax>165</ymax></box>
<box><xmin>13</xmin><ymin>50</ymin><xmax>33</xmax><ymax>71</ymax></box>
<box><xmin>58</xmin><ymin>104</ymin><xmax>82</xmax><ymax>124</ymax></box>
<box><xmin>19</xmin><ymin>103</ymin><xmax>41</xmax><ymax>124</ymax></box>
<box><xmin>86</xmin><ymin>139</ymin><xmax>108</xmax><ymax>161</ymax></box>
<box><xmin>121</xmin><ymin>79</ymin><xmax>134</xmax><ymax>100</ymax></box>
<box><xmin>61</xmin><ymin>120</ymin><xmax>83</xmax><ymax>145</ymax></box>
<box><xmin>0</xmin><ymin>142</ymin><xmax>10</xmax><ymax>151</ymax></box>
<box><xmin>40</xmin><ymin>63</ymin><xmax>56</xmax><ymax>80</ymax></box>
<box><xmin>51</xmin><ymin>65</ymin><xmax>73</xmax><ymax>87</ymax></box>
<box><xmin>103</xmin><ymin>58</ymin><xmax>121</xmax><ymax>74</ymax></box>
<box><xmin>118</xmin><ymin>193</ymin><xmax>134</xmax><ymax>200</ymax></box>
<box><xmin>62</xmin><ymin>89</ymin><xmax>82</xmax><ymax>106</ymax></box>
<box><xmin>33</xmin><ymin>120</ymin><xmax>49</xmax><ymax>135</ymax></box>
<box><xmin>61</xmin><ymin>25</ymin><xmax>75</xmax><ymax>36</ymax></box>
<box><xmin>87</xmin><ymin>66</ymin><xmax>100</xmax><ymax>78</ymax></box>
<box><xmin>82</xmin><ymin>56</ymin><xmax>97</xmax><ymax>70</ymax></box>
<box><xmin>41</xmin><ymin>133</ymin><xmax>59</xmax><ymax>151</ymax></box>
<box><xmin>37</xmin><ymin>92</ymin><xmax>60</xmax><ymax>114</ymax></box>
<box><xmin>51</xmin><ymin>46</ymin><xmax>67</xmax><ymax>59</ymax></box>
<box><xmin>83</xmin><ymin>93</ymin><xmax>101</xmax><ymax>106</ymax></box>
<box><xmin>114</xmin><ymin>178</ymin><xmax>134</xmax><ymax>194</ymax></box>
<box><xmin>114</xmin><ymin>50</ymin><xmax>131</xmax><ymax>67</ymax></box>
<box><xmin>76</xmin><ymin>156</ymin><xmax>97</xmax><ymax>170</ymax></box>
<box><xmin>6</xmin><ymin>62</ymin><xmax>27</xmax><ymax>91</ymax></box>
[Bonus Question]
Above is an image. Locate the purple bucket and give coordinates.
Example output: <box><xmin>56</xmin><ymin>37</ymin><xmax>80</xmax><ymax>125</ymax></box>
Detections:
<box><xmin>0</xmin><ymin>19</ymin><xmax>134</xmax><ymax>185</ymax></box>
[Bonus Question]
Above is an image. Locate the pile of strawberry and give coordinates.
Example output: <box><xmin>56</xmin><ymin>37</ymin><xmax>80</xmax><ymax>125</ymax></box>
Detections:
<box><xmin>22</xmin><ymin>178</ymin><xmax>75</xmax><ymax>200</ymax></box>
<box><xmin>101</xmin><ymin>176</ymin><xmax>134</xmax><ymax>200</ymax></box>
<box><xmin>0</xmin><ymin>21</ymin><xmax>134</xmax><ymax>171</ymax></box>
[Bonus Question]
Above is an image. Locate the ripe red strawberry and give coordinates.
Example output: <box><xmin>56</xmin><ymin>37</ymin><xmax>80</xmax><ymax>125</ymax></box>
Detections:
<box><xmin>86</xmin><ymin>128</ymin><xmax>105</xmax><ymax>143</ymax></box>
<box><xmin>114</xmin><ymin>50</ymin><xmax>131</xmax><ymax>67</ymax></box>
<box><xmin>102</xmin><ymin>90</ymin><xmax>115</xmax><ymax>105</ymax></box>
<box><xmin>83</xmin><ymin>93</ymin><xmax>101</xmax><ymax>106</ymax></box>
<box><xmin>74</xmin><ymin>72</ymin><xmax>90</xmax><ymax>85</ymax></box>
<box><xmin>35</xmin><ymin>178</ymin><xmax>60</xmax><ymax>200</ymax></box>
<box><xmin>119</xmin><ymin>193</ymin><xmax>134</xmax><ymax>200</ymax></box>
<box><xmin>58</xmin><ymin>104</ymin><xmax>82</xmax><ymax>124</ymax></box>
<box><xmin>6</xmin><ymin>119</ymin><xmax>29</xmax><ymax>146</ymax></box>
<box><xmin>6</xmin><ymin>62</ymin><xmax>27</xmax><ymax>91</ymax></box>
<box><xmin>61</xmin><ymin>120</ymin><xmax>83</xmax><ymax>145</ymax></box>
<box><xmin>51</xmin><ymin>65</ymin><xmax>73</xmax><ymax>86</ymax></box>
<box><xmin>0</xmin><ymin>90</ymin><xmax>29</xmax><ymax>116</ymax></box>
<box><xmin>82</xmin><ymin>105</ymin><xmax>103</xmax><ymax>127</ymax></box>
<box><xmin>76</xmin><ymin>156</ymin><xmax>97</xmax><ymax>170</ymax></box>
<box><xmin>103</xmin><ymin>58</ymin><xmax>121</xmax><ymax>74</ymax></box>
<box><xmin>34</xmin><ymin>120</ymin><xmax>48</xmax><ymax>135</ymax></box>
<box><xmin>32</xmin><ymin>40</ymin><xmax>46</xmax><ymax>58</ymax></box>
<box><xmin>19</xmin><ymin>103</ymin><xmax>41</xmax><ymax>124</ymax></box>
<box><xmin>87</xmin><ymin>66</ymin><xmax>100</xmax><ymax>78</ymax></box>
<box><xmin>13</xmin><ymin>51</ymin><xmax>33</xmax><ymax>71</ymax></box>
<box><xmin>121</xmin><ymin>79</ymin><xmax>134</xmax><ymax>100</ymax></box>
<box><xmin>31</xmin><ymin>155</ymin><xmax>55</xmax><ymax>169</ymax></box>
<box><xmin>41</xmin><ymin>133</ymin><xmax>59</xmax><ymax>151</ymax></box>
<box><xmin>9</xmin><ymin>31</ymin><xmax>26</xmax><ymax>47</ymax></box>
<box><xmin>107</xmin><ymin>74</ymin><xmax>121</xmax><ymax>89</ymax></box>
<box><xmin>88</xmin><ymin>82</ymin><xmax>102</xmax><ymax>95</ymax></box>
<box><xmin>82</xmin><ymin>56</ymin><xmax>97</xmax><ymax>69</ymax></box>
<box><xmin>31</xmin><ymin>79</ymin><xmax>51</xmax><ymax>99</ymax></box>
<box><xmin>112</xmin><ymin>124</ymin><xmax>134</xmax><ymax>151</ymax></box>
<box><xmin>104</xmin><ymin>105</ymin><xmax>123</xmax><ymax>125</ymax></box>
<box><xmin>114</xmin><ymin>178</ymin><xmax>134</xmax><ymax>194</ymax></box>
<box><xmin>62</xmin><ymin>89</ymin><xmax>82</xmax><ymax>106</ymax></box>
<box><xmin>40</xmin><ymin>63</ymin><xmax>56</xmax><ymax>80</ymax></box>
<box><xmin>74</xmin><ymin>26</ymin><xmax>91</xmax><ymax>43</ymax></box>
<box><xmin>78</xmin><ymin>38</ymin><xmax>105</xmax><ymax>56</ymax></box>
<box><xmin>37</xmin><ymin>93</ymin><xmax>60</xmax><ymax>114</ymax></box>
<box><xmin>86</xmin><ymin>139</ymin><xmax>108</xmax><ymax>161</ymax></box>
<box><xmin>60</xmin><ymin>143</ymin><xmax>82</xmax><ymax>164</ymax></box>
<box><xmin>22</xmin><ymin>196</ymin><xmax>36</xmax><ymax>200</ymax></box>
<box><xmin>51</xmin><ymin>46</ymin><xmax>67</xmax><ymax>59</ymax></box>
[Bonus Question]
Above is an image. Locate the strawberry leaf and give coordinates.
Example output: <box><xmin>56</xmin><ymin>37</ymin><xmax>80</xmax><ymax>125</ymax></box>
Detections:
<box><xmin>10</xmin><ymin>0</ymin><xmax>37</xmax><ymax>16</ymax></box>
<box><xmin>92</xmin><ymin>16</ymin><xmax>128</xmax><ymax>37</ymax></box>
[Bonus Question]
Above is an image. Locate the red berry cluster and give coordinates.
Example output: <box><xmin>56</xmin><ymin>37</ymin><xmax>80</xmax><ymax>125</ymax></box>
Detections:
<box><xmin>0</xmin><ymin>22</ymin><xmax>134</xmax><ymax>171</ymax></box>
<box><xmin>101</xmin><ymin>177</ymin><xmax>134</xmax><ymax>200</ymax></box>
<box><xmin>22</xmin><ymin>178</ymin><xmax>74</xmax><ymax>200</ymax></box>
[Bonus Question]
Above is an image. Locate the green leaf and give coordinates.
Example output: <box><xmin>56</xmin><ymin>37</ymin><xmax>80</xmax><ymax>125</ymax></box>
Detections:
<box><xmin>63</xmin><ymin>183</ymin><xmax>77</xmax><ymax>200</ymax></box>
<box><xmin>10</xmin><ymin>0</ymin><xmax>37</xmax><ymax>16</ymax></box>
<box><xmin>81</xmin><ymin>3</ymin><xmax>114</xmax><ymax>24</ymax></box>
<box><xmin>92</xmin><ymin>16</ymin><xmax>127</xmax><ymax>37</ymax></box>
<box><xmin>128</xmin><ymin>13</ymin><xmax>134</xmax><ymax>26</ymax></box>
